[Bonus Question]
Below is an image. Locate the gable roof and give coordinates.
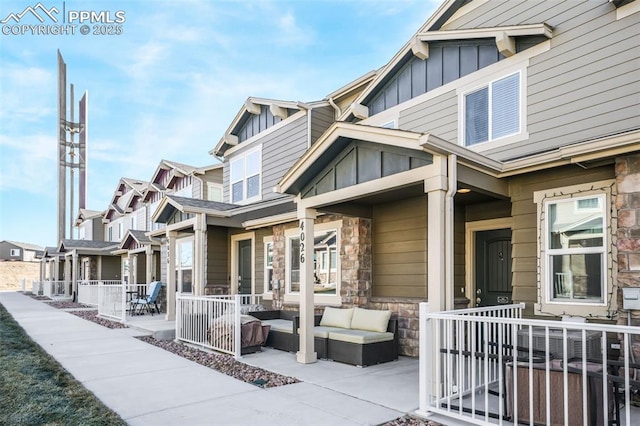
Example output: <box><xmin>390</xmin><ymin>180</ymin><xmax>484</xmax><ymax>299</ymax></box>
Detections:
<box><xmin>118</xmin><ymin>230</ymin><xmax>161</xmax><ymax>250</ymax></box>
<box><xmin>143</xmin><ymin>160</ymin><xmax>222</xmax><ymax>202</ymax></box>
<box><xmin>342</xmin><ymin>1</ymin><xmax>553</xmax><ymax>120</ymax></box>
<box><xmin>58</xmin><ymin>239</ymin><xmax>119</xmax><ymax>254</ymax></box>
<box><xmin>152</xmin><ymin>195</ymin><xmax>238</xmax><ymax>223</ymax></box>
<box><xmin>104</xmin><ymin>177</ymin><xmax>149</xmax><ymax>221</ymax></box>
<box><xmin>212</xmin><ymin>97</ymin><xmax>324</xmax><ymax>157</ymax></box>
<box><xmin>1</xmin><ymin>240</ymin><xmax>44</xmax><ymax>251</ymax></box>
<box><xmin>75</xmin><ymin>209</ymin><xmax>104</xmax><ymax>226</ymax></box>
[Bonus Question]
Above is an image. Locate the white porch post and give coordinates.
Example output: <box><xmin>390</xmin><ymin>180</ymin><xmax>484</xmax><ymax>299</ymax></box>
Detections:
<box><xmin>71</xmin><ymin>250</ymin><xmax>78</xmax><ymax>298</ymax></box>
<box><xmin>296</xmin><ymin>206</ymin><xmax>317</xmax><ymax>364</ymax></box>
<box><xmin>64</xmin><ymin>254</ymin><xmax>71</xmax><ymax>297</ymax></box>
<box><xmin>193</xmin><ymin>213</ymin><xmax>206</xmax><ymax>296</ymax></box>
<box><xmin>145</xmin><ymin>245</ymin><xmax>154</xmax><ymax>283</ymax></box>
<box><xmin>425</xmin><ymin>158</ymin><xmax>447</xmax><ymax>313</ymax></box>
<box><xmin>166</xmin><ymin>231</ymin><xmax>177</xmax><ymax>320</ymax></box>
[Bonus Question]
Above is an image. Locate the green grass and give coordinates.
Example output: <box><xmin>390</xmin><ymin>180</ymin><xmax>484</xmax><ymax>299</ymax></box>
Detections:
<box><xmin>0</xmin><ymin>302</ymin><xmax>126</xmax><ymax>426</ymax></box>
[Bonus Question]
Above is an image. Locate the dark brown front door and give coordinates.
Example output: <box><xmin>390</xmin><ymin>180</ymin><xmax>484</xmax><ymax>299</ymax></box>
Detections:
<box><xmin>475</xmin><ymin>228</ymin><xmax>512</xmax><ymax>307</ymax></box>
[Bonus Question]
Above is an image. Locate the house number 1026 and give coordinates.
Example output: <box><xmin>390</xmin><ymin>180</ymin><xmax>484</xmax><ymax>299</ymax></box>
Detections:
<box><xmin>299</xmin><ymin>220</ymin><xmax>305</xmax><ymax>264</ymax></box>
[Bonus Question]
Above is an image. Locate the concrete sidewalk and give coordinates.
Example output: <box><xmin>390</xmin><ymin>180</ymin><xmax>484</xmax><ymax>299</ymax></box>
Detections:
<box><xmin>0</xmin><ymin>291</ymin><xmax>423</xmax><ymax>426</ymax></box>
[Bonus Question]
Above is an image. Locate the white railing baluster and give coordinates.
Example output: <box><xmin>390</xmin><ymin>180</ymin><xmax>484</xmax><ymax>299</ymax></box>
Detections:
<box><xmin>418</xmin><ymin>304</ymin><xmax>640</xmax><ymax>426</ymax></box>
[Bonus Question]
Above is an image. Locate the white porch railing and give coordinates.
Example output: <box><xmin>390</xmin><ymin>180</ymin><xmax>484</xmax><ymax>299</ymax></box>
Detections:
<box><xmin>79</xmin><ymin>280</ymin><xmax>124</xmax><ymax>306</ymax></box>
<box><xmin>419</xmin><ymin>303</ymin><xmax>640</xmax><ymax>426</ymax></box>
<box><xmin>97</xmin><ymin>281</ymin><xmax>126</xmax><ymax>323</ymax></box>
<box><xmin>42</xmin><ymin>280</ymin><xmax>66</xmax><ymax>298</ymax></box>
<box><xmin>175</xmin><ymin>294</ymin><xmax>264</xmax><ymax>359</ymax></box>
<box><xmin>32</xmin><ymin>281</ymin><xmax>41</xmax><ymax>295</ymax></box>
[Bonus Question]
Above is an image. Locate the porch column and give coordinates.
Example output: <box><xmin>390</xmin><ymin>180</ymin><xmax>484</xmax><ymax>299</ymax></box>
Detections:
<box><xmin>145</xmin><ymin>245</ymin><xmax>154</xmax><ymax>283</ymax></box>
<box><xmin>166</xmin><ymin>231</ymin><xmax>178</xmax><ymax>320</ymax></box>
<box><xmin>193</xmin><ymin>213</ymin><xmax>206</xmax><ymax>296</ymax></box>
<box><xmin>64</xmin><ymin>255</ymin><xmax>71</xmax><ymax>297</ymax></box>
<box><xmin>71</xmin><ymin>250</ymin><xmax>78</xmax><ymax>298</ymax></box>
<box><xmin>297</xmin><ymin>206</ymin><xmax>317</xmax><ymax>364</ymax></box>
<box><xmin>425</xmin><ymin>171</ymin><xmax>447</xmax><ymax>313</ymax></box>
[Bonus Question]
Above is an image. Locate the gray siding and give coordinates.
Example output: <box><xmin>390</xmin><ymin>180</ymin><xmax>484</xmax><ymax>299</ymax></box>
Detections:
<box><xmin>192</xmin><ymin>178</ymin><xmax>202</xmax><ymax>199</ymax></box>
<box><xmin>134</xmin><ymin>208</ymin><xmax>147</xmax><ymax>231</ymax></box>
<box><xmin>310</xmin><ymin>105</ymin><xmax>335</xmax><ymax>145</ymax></box>
<box><xmin>446</xmin><ymin>0</ymin><xmax>640</xmax><ymax>160</ymax></box>
<box><xmin>223</xmin><ymin>114</ymin><xmax>308</xmax><ymax>203</ymax></box>
<box><xmin>399</xmin><ymin>90</ymin><xmax>458</xmax><ymax>142</ymax></box>
<box><xmin>236</xmin><ymin>105</ymin><xmax>298</xmax><ymax>143</ymax></box>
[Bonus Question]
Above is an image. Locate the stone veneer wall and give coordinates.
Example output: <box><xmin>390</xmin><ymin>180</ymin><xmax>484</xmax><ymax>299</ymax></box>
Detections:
<box><xmin>368</xmin><ymin>298</ymin><xmax>420</xmax><ymax>357</ymax></box>
<box><xmin>615</xmin><ymin>154</ymin><xmax>640</xmax><ymax>367</ymax></box>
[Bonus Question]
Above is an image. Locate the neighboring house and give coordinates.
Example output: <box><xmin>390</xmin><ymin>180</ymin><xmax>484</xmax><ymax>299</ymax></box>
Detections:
<box><xmin>0</xmin><ymin>241</ymin><xmax>43</xmax><ymax>262</ymax></box>
<box><xmin>277</xmin><ymin>0</ymin><xmax>640</xmax><ymax>359</ymax></box>
<box><xmin>75</xmin><ymin>209</ymin><xmax>105</xmax><ymax>241</ymax></box>
<box><xmin>152</xmin><ymin>97</ymin><xmax>338</xmax><ymax>319</ymax></box>
<box><xmin>56</xmin><ymin>239</ymin><xmax>120</xmax><ymax>296</ymax></box>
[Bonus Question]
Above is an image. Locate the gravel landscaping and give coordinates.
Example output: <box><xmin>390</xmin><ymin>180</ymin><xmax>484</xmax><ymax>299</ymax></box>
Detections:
<box><xmin>45</xmin><ymin>301</ymin><xmax>93</xmax><ymax>309</ymax></box>
<box><xmin>67</xmin><ymin>310</ymin><xmax>128</xmax><ymax>329</ymax></box>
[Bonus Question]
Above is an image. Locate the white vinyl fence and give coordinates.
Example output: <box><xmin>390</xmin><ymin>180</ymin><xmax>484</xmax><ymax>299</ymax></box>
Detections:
<box><xmin>419</xmin><ymin>303</ymin><xmax>640</xmax><ymax>426</ymax></box>
<box><xmin>31</xmin><ymin>281</ymin><xmax>41</xmax><ymax>295</ymax></box>
<box><xmin>175</xmin><ymin>294</ymin><xmax>264</xmax><ymax>358</ymax></box>
<box><xmin>42</xmin><ymin>280</ymin><xmax>66</xmax><ymax>298</ymax></box>
<box><xmin>79</xmin><ymin>280</ymin><xmax>123</xmax><ymax>306</ymax></box>
<box><xmin>97</xmin><ymin>281</ymin><xmax>126</xmax><ymax>322</ymax></box>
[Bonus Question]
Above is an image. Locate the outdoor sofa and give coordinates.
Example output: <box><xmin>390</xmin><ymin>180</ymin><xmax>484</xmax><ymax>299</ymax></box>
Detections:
<box><xmin>252</xmin><ymin>306</ymin><xmax>399</xmax><ymax>367</ymax></box>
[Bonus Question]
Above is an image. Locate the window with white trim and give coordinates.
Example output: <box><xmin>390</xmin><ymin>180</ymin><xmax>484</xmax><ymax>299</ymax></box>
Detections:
<box><xmin>545</xmin><ymin>195</ymin><xmax>606</xmax><ymax>303</ymax></box>
<box><xmin>534</xmin><ymin>180</ymin><xmax>615</xmax><ymax>317</ymax></box>
<box><xmin>207</xmin><ymin>182</ymin><xmax>223</xmax><ymax>202</ymax></box>
<box><xmin>463</xmin><ymin>71</ymin><xmax>521</xmax><ymax>146</ymax></box>
<box><xmin>285</xmin><ymin>224</ymin><xmax>339</xmax><ymax>296</ymax></box>
<box><xmin>230</xmin><ymin>147</ymin><xmax>261</xmax><ymax>204</ymax></box>
<box><xmin>264</xmin><ymin>238</ymin><xmax>273</xmax><ymax>292</ymax></box>
<box><xmin>10</xmin><ymin>248</ymin><xmax>20</xmax><ymax>257</ymax></box>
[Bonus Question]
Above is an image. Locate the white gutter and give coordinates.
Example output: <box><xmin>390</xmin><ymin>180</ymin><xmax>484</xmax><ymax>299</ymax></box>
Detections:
<box><xmin>445</xmin><ymin>154</ymin><xmax>457</xmax><ymax>310</ymax></box>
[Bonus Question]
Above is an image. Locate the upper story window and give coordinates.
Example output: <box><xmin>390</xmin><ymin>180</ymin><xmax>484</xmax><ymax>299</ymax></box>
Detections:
<box><xmin>207</xmin><ymin>182</ymin><xmax>223</xmax><ymax>202</ymax></box>
<box><xmin>463</xmin><ymin>71</ymin><xmax>520</xmax><ymax>146</ymax></box>
<box><xmin>230</xmin><ymin>147</ymin><xmax>261</xmax><ymax>204</ymax></box>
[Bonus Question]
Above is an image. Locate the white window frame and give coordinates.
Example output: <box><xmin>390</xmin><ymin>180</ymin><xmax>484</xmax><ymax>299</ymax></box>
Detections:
<box><xmin>207</xmin><ymin>182</ymin><xmax>223</xmax><ymax>202</ymax></box>
<box><xmin>10</xmin><ymin>248</ymin><xmax>20</xmax><ymax>257</ymax></box>
<box><xmin>533</xmin><ymin>180</ymin><xmax>616</xmax><ymax>318</ymax></box>
<box><xmin>457</xmin><ymin>62</ymin><xmax>529</xmax><ymax>153</ymax></box>
<box><xmin>263</xmin><ymin>236</ymin><xmax>273</xmax><ymax>295</ymax></box>
<box><xmin>229</xmin><ymin>146</ymin><xmax>262</xmax><ymax>205</ymax></box>
<box><xmin>284</xmin><ymin>220</ymin><xmax>342</xmax><ymax>306</ymax></box>
<box><xmin>460</xmin><ymin>70</ymin><xmax>522</xmax><ymax>147</ymax></box>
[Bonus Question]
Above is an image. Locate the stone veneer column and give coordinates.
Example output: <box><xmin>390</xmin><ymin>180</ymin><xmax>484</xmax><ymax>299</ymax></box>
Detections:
<box><xmin>339</xmin><ymin>217</ymin><xmax>372</xmax><ymax>306</ymax></box>
<box><xmin>616</xmin><ymin>154</ymin><xmax>640</xmax><ymax>378</ymax></box>
<box><xmin>616</xmin><ymin>154</ymin><xmax>640</xmax><ymax>312</ymax></box>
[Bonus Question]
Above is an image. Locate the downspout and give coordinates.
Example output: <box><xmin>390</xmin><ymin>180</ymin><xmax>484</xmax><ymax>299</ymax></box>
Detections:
<box><xmin>296</xmin><ymin>103</ymin><xmax>312</xmax><ymax>149</ymax></box>
<box><xmin>328</xmin><ymin>97</ymin><xmax>342</xmax><ymax>120</ymax></box>
<box><xmin>445</xmin><ymin>154</ymin><xmax>457</xmax><ymax>310</ymax></box>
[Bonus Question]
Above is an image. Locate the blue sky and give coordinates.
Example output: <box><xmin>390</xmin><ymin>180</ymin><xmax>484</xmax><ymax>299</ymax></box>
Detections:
<box><xmin>0</xmin><ymin>0</ymin><xmax>438</xmax><ymax>249</ymax></box>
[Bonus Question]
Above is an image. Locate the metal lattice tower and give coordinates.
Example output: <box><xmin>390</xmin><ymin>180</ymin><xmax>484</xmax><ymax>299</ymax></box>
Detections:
<box><xmin>57</xmin><ymin>50</ymin><xmax>88</xmax><ymax>242</ymax></box>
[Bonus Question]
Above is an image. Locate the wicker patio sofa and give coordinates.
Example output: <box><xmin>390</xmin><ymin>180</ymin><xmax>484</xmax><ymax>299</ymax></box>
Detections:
<box><xmin>248</xmin><ymin>309</ymin><xmax>298</xmax><ymax>353</ymax></box>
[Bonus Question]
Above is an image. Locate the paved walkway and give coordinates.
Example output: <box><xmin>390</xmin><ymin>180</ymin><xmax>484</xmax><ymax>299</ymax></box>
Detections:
<box><xmin>0</xmin><ymin>292</ymin><xmax>435</xmax><ymax>426</ymax></box>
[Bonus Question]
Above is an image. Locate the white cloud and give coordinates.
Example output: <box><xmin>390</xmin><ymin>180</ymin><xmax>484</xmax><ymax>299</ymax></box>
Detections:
<box><xmin>0</xmin><ymin>133</ymin><xmax>57</xmax><ymax>194</ymax></box>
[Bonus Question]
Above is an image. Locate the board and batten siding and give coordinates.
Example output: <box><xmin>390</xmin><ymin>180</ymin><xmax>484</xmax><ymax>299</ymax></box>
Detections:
<box><xmin>372</xmin><ymin>196</ymin><xmax>427</xmax><ymax>298</ymax></box>
<box><xmin>508</xmin><ymin>164</ymin><xmax>614</xmax><ymax>309</ymax></box>
<box><xmin>223</xmin><ymin>114</ymin><xmax>308</xmax><ymax>203</ymax></box>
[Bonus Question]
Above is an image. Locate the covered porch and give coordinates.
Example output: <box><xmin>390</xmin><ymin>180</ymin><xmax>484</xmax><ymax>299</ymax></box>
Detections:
<box><xmin>278</xmin><ymin>122</ymin><xmax>509</xmax><ymax>363</ymax></box>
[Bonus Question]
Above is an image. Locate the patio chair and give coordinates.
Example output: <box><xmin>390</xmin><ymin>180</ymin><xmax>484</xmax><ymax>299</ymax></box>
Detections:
<box><xmin>131</xmin><ymin>281</ymin><xmax>163</xmax><ymax>315</ymax></box>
